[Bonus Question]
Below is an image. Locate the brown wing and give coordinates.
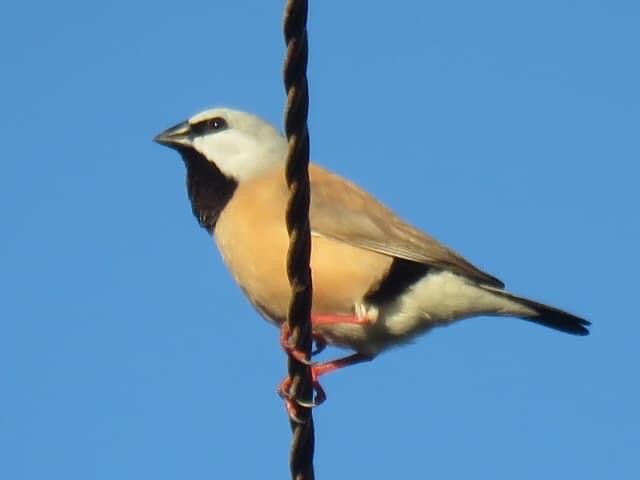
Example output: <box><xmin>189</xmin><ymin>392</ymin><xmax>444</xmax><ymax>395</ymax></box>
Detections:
<box><xmin>309</xmin><ymin>165</ymin><xmax>505</xmax><ymax>288</ymax></box>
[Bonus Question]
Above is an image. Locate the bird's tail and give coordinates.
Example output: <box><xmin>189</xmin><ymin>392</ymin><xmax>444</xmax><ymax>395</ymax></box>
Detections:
<box><xmin>480</xmin><ymin>286</ymin><xmax>590</xmax><ymax>335</ymax></box>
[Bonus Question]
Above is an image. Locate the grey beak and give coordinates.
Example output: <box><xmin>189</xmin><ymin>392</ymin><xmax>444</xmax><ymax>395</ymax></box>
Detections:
<box><xmin>153</xmin><ymin>121</ymin><xmax>191</xmax><ymax>148</ymax></box>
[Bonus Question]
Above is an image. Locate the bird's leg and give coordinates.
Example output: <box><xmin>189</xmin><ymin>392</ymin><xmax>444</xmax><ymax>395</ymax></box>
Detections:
<box><xmin>278</xmin><ymin>353</ymin><xmax>373</xmax><ymax>421</ymax></box>
<box><xmin>304</xmin><ymin>353</ymin><xmax>374</xmax><ymax>406</ymax></box>
<box><xmin>311</xmin><ymin>352</ymin><xmax>373</xmax><ymax>379</ymax></box>
<box><xmin>278</xmin><ymin>305</ymin><xmax>375</xmax><ymax>421</ymax></box>
<box><xmin>310</xmin><ymin>303</ymin><xmax>378</xmax><ymax>326</ymax></box>
<box><xmin>280</xmin><ymin>304</ymin><xmax>375</xmax><ymax>364</ymax></box>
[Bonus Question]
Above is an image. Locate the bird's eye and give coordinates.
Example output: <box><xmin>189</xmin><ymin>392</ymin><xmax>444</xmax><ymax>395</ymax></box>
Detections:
<box><xmin>191</xmin><ymin>116</ymin><xmax>228</xmax><ymax>136</ymax></box>
<box><xmin>206</xmin><ymin>117</ymin><xmax>227</xmax><ymax>131</ymax></box>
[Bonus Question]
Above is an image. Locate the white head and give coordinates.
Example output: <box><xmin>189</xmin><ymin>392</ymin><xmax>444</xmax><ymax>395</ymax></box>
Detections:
<box><xmin>155</xmin><ymin>107</ymin><xmax>288</xmax><ymax>182</ymax></box>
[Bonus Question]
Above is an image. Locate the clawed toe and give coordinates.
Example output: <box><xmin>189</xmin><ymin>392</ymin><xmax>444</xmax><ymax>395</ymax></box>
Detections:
<box><xmin>279</xmin><ymin>323</ymin><xmax>312</xmax><ymax>365</ymax></box>
<box><xmin>277</xmin><ymin>375</ymin><xmax>327</xmax><ymax>422</ymax></box>
<box><xmin>311</xmin><ymin>336</ymin><xmax>327</xmax><ymax>356</ymax></box>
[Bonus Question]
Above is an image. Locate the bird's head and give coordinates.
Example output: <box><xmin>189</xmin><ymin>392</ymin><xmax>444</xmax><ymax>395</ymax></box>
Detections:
<box><xmin>154</xmin><ymin>107</ymin><xmax>287</xmax><ymax>182</ymax></box>
<box><xmin>154</xmin><ymin>107</ymin><xmax>287</xmax><ymax>231</ymax></box>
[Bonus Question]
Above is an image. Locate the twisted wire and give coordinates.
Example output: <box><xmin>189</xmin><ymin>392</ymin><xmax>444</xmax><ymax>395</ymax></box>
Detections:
<box><xmin>282</xmin><ymin>0</ymin><xmax>315</xmax><ymax>479</ymax></box>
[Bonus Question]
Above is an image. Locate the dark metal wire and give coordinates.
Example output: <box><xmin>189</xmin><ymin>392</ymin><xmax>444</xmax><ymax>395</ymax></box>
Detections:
<box><xmin>282</xmin><ymin>0</ymin><xmax>315</xmax><ymax>479</ymax></box>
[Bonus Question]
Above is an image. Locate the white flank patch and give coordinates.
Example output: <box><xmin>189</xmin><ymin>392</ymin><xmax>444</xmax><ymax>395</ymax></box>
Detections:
<box><xmin>381</xmin><ymin>270</ymin><xmax>536</xmax><ymax>337</ymax></box>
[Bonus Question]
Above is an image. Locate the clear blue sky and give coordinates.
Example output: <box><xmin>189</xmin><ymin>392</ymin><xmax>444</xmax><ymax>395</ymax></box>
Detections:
<box><xmin>2</xmin><ymin>1</ymin><xmax>638</xmax><ymax>478</ymax></box>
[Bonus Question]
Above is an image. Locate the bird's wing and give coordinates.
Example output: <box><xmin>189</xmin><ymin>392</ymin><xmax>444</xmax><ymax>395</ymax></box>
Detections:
<box><xmin>309</xmin><ymin>165</ymin><xmax>505</xmax><ymax>288</ymax></box>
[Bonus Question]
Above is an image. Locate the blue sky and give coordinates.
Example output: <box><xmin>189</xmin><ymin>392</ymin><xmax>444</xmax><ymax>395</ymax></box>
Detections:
<box><xmin>2</xmin><ymin>1</ymin><xmax>638</xmax><ymax>478</ymax></box>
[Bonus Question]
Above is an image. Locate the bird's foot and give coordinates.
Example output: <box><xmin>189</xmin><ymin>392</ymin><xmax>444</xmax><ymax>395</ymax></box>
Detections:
<box><xmin>278</xmin><ymin>353</ymin><xmax>373</xmax><ymax>422</ymax></box>
<box><xmin>277</xmin><ymin>370</ymin><xmax>327</xmax><ymax>423</ymax></box>
<box><xmin>279</xmin><ymin>323</ymin><xmax>327</xmax><ymax>364</ymax></box>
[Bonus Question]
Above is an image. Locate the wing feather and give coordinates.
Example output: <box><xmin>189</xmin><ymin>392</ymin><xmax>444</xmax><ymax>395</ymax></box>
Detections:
<box><xmin>309</xmin><ymin>165</ymin><xmax>505</xmax><ymax>288</ymax></box>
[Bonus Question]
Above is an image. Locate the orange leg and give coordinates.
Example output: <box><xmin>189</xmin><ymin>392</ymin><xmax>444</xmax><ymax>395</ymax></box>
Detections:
<box><xmin>312</xmin><ymin>353</ymin><xmax>372</xmax><ymax>378</ymax></box>
<box><xmin>280</xmin><ymin>313</ymin><xmax>369</xmax><ymax>361</ymax></box>
<box><xmin>278</xmin><ymin>312</ymin><xmax>375</xmax><ymax>420</ymax></box>
<box><xmin>310</xmin><ymin>313</ymin><xmax>372</xmax><ymax>326</ymax></box>
<box><xmin>308</xmin><ymin>353</ymin><xmax>373</xmax><ymax>404</ymax></box>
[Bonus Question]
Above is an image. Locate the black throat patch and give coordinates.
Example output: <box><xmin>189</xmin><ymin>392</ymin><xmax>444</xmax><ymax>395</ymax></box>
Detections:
<box><xmin>178</xmin><ymin>147</ymin><xmax>238</xmax><ymax>233</ymax></box>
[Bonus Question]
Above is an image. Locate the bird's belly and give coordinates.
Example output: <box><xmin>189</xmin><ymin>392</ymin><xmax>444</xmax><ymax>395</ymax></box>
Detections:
<box><xmin>214</xmin><ymin>207</ymin><xmax>392</xmax><ymax>326</ymax></box>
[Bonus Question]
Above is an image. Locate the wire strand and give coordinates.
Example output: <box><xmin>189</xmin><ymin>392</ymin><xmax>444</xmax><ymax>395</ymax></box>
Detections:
<box><xmin>283</xmin><ymin>1</ymin><xmax>315</xmax><ymax>479</ymax></box>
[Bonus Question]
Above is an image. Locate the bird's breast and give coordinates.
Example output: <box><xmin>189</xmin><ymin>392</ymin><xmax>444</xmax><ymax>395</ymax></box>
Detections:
<box><xmin>213</xmin><ymin>174</ymin><xmax>392</xmax><ymax>324</ymax></box>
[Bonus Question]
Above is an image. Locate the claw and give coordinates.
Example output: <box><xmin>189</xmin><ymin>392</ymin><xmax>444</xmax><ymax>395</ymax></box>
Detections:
<box><xmin>279</xmin><ymin>322</ymin><xmax>312</xmax><ymax>365</ymax></box>
<box><xmin>277</xmin><ymin>375</ymin><xmax>325</xmax><ymax>422</ymax></box>
<box><xmin>277</xmin><ymin>353</ymin><xmax>372</xmax><ymax>420</ymax></box>
<box><xmin>280</xmin><ymin>324</ymin><xmax>329</xmax><ymax>361</ymax></box>
<box><xmin>311</xmin><ymin>336</ymin><xmax>327</xmax><ymax>356</ymax></box>
<box><xmin>277</xmin><ymin>374</ymin><xmax>326</xmax><ymax>407</ymax></box>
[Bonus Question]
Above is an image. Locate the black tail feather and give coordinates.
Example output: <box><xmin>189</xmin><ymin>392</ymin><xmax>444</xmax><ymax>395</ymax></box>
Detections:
<box><xmin>492</xmin><ymin>289</ymin><xmax>590</xmax><ymax>336</ymax></box>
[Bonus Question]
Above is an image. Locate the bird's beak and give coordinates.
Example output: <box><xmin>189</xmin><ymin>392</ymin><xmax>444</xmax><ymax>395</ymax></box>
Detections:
<box><xmin>154</xmin><ymin>121</ymin><xmax>191</xmax><ymax>148</ymax></box>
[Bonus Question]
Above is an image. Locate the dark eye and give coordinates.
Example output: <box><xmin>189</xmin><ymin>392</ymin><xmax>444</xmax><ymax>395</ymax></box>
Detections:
<box><xmin>191</xmin><ymin>116</ymin><xmax>228</xmax><ymax>136</ymax></box>
<box><xmin>206</xmin><ymin>117</ymin><xmax>227</xmax><ymax>131</ymax></box>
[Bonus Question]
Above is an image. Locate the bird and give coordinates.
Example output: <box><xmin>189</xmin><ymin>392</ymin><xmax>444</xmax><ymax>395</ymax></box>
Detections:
<box><xmin>154</xmin><ymin>107</ymin><xmax>590</xmax><ymax>404</ymax></box>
